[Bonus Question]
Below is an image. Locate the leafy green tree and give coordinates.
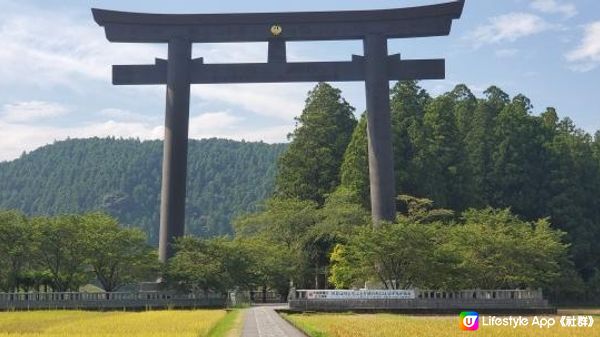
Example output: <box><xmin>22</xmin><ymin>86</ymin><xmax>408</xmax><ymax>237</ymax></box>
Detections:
<box><xmin>328</xmin><ymin>245</ymin><xmax>358</xmax><ymax>289</ymax></box>
<box><xmin>453</xmin><ymin>208</ymin><xmax>568</xmax><ymax>289</ymax></box>
<box><xmin>234</xmin><ymin>198</ymin><xmax>319</xmax><ymax>249</ymax></box>
<box><xmin>0</xmin><ymin>210</ymin><xmax>37</xmax><ymax>292</ymax></box>
<box><xmin>303</xmin><ymin>189</ymin><xmax>369</xmax><ymax>289</ymax></box>
<box><xmin>234</xmin><ymin>198</ymin><xmax>320</xmax><ymax>288</ymax></box>
<box><xmin>237</xmin><ymin>238</ymin><xmax>292</xmax><ymax>300</ymax></box>
<box><xmin>32</xmin><ymin>215</ymin><xmax>90</xmax><ymax>292</ymax></box>
<box><xmin>234</xmin><ymin>188</ymin><xmax>368</xmax><ymax>290</ymax></box>
<box><xmin>81</xmin><ymin>212</ymin><xmax>158</xmax><ymax>292</ymax></box>
<box><xmin>276</xmin><ymin>83</ymin><xmax>357</xmax><ymax>204</ymax></box>
<box><xmin>330</xmin><ymin>203</ymin><xmax>568</xmax><ymax>290</ymax></box>
<box><xmin>329</xmin><ymin>195</ymin><xmax>460</xmax><ymax>290</ymax></box>
<box><xmin>329</xmin><ymin>222</ymin><xmax>453</xmax><ymax>289</ymax></box>
<box><xmin>166</xmin><ymin>237</ymin><xmax>255</xmax><ymax>294</ymax></box>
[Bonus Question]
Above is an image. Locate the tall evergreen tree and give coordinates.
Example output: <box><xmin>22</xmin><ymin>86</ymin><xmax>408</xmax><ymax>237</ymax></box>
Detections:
<box><xmin>339</xmin><ymin>115</ymin><xmax>370</xmax><ymax>208</ymax></box>
<box><xmin>390</xmin><ymin>81</ymin><xmax>430</xmax><ymax>198</ymax></box>
<box><xmin>461</xmin><ymin>88</ymin><xmax>508</xmax><ymax>207</ymax></box>
<box><xmin>489</xmin><ymin>94</ymin><xmax>548</xmax><ymax>217</ymax></box>
<box><xmin>450</xmin><ymin>84</ymin><xmax>477</xmax><ymax>137</ymax></box>
<box><xmin>418</xmin><ymin>94</ymin><xmax>469</xmax><ymax>209</ymax></box>
<box><xmin>449</xmin><ymin>85</ymin><xmax>478</xmax><ymax>207</ymax></box>
<box><xmin>544</xmin><ymin>119</ymin><xmax>600</xmax><ymax>279</ymax></box>
<box><xmin>276</xmin><ymin>83</ymin><xmax>357</xmax><ymax>204</ymax></box>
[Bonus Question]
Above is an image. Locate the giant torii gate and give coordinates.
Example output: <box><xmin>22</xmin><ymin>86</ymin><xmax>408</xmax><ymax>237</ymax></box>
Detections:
<box><xmin>93</xmin><ymin>1</ymin><xmax>465</xmax><ymax>262</ymax></box>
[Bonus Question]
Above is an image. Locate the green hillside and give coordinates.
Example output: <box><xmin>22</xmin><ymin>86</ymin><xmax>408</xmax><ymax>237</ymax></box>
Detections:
<box><xmin>0</xmin><ymin>138</ymin><xmax>287</xmax><ymax>244</ymax></box>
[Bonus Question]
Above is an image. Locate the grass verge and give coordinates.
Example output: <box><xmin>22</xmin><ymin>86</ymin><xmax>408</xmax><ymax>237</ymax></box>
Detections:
<box><xmin>207</xmin><ymin>309</ymin><xmax>242</xmax><ymax>337</ymax></box>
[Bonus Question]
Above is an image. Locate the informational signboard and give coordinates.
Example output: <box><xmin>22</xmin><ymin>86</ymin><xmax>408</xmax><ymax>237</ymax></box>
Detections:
<box><xmin>304</xmin><ymin>290</ymin><xmax>416</xmax><ymax>300</ymax></box>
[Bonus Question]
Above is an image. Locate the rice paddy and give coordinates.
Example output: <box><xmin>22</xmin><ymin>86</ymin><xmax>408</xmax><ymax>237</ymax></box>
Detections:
<box><xmin>0</xmin><ymin>310</ymin><xmax>229</xmax><ymax>337</ymax></box>
<box><xmin>284</xmin><ymin>312</ymin><xmax>600</xmax><ymax>337</ymax></box>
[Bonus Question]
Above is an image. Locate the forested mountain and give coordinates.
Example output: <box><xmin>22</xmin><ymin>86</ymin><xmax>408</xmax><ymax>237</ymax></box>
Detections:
<box><xmin>0</xmin><ymin>138</ymin><xmax>287</xmax><ymax>244</ymax></box>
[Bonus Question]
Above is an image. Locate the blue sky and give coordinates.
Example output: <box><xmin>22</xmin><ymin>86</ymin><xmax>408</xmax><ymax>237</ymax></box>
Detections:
<box><xmin>0</xmin><ymin>0</ymin><xmax>598</xmax><ymax>161</ymax></box>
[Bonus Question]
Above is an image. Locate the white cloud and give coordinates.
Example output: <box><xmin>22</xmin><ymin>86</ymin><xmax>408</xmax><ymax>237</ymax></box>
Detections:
<box><xmin>0</xmin><ymin>3</ymin><xmax>163</xmax><ymax>88</ymax></box>
<box><xmin>193</xmin><ymin>43</ymin><xmax>269</xmax><ymax>64</ymax></box>
<box><xmin>231</xmin><ymin>124</ymin><xmax>293</xmax><ymax>143</ymax></box>
<box><xmin>530</xmin><ymin>0</ymin><xmax>577</xmax><ymax>19</ymax></box>
<box><xmin>189</xmin><ymin>112</ymin><xmax>242</xmax><ymax>137</ymax></box>
<box><xmin>192</xmin><ymin>84</ymin><xmax>308</xmax><ymax>121</ymax></box>
<box><xmin>0</xmin><ymin>119</ymin><xmax>155</xmax><ymax>161</ymax></box>
<box><xmin>470</xmin><ymin>13</ymin><xmax>552</xmax><ymax>46</ymax></box>
<box><xmin>566</xmin><ymin>22</ymin><xmax>600</xmax><ymax>72</ymax></box>
<box><xmin>189</xmin><ymin>112</ymin><xmax>292</xmax><ymax>142</ymax></box>
<box><xmin>1</xmin><ymin>101</ymin><xmax>69</xmax><ymax>123</ymax></box>
<box><xmin>0</xmin><ymin>110</ymin><xmax>292</xmax><ymax>162</ymax></box>
<box><xmin>99</xmin><ymin>108</ymin><xmax>159</xmax><ymax>123</ymax></box>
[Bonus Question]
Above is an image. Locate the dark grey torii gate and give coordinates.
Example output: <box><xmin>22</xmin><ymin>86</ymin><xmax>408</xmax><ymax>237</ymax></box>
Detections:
<box><xmin>92</xmin><ymin>1</ymin><xmax>464</xmax><ymax>262</ymax></box>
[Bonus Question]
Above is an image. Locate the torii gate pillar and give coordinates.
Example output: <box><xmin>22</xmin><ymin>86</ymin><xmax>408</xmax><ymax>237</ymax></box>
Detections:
<box><xmin>158</xmin><ymin>38</ymin><xmax>192</xmax><ymax>261</ymax></box>
<box><xmin>364</xmin><ymin>35</ymin><xmax>397</xmax><ymax>225</ymax></box>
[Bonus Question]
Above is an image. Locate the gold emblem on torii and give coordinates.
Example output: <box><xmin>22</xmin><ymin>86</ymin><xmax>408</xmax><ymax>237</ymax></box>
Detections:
<box><xmin>270</xmin><ymin>24</ymin><xmax>283</xmax><ymax>36</ymax></box>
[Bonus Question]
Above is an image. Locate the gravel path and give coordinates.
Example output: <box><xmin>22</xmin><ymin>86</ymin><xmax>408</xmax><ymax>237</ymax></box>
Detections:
<box><xmin>241</xmin><ymin>306</ymin><xmax>306</xmax><ymax>337</ymax></box>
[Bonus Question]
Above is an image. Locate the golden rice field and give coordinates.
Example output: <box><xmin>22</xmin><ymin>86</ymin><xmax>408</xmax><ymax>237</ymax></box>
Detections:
<box><xmin>285</xmin><ymin>313</ymin><xmax>600</xmax><ymax>337</ymax></box>
<box><xmin>0</xmin><ymin>310</ymin><xmax>227</xmax><ymax>337</ymax></box>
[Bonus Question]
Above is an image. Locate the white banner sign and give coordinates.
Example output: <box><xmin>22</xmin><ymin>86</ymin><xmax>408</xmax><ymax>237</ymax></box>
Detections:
<box><xmin>304</xmin><ymin>289</ymin><xmax>415</xmax><ymax>300</ymax></box>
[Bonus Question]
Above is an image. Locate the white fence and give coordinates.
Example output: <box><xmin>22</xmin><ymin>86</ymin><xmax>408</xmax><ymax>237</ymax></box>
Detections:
<box><xmin>289</xmin><ymin>289</ymin><xmax>552</xmax><ymax>313</ymax></box>
<box><xmin>0</xmin><ymin>291</ymin><xmax>226</xmax><ymax>310</ymax></box>
<box><xmin>294</xmin><ymin>289</ymin><xmax>543</xmax><ymax>301</ymax></box>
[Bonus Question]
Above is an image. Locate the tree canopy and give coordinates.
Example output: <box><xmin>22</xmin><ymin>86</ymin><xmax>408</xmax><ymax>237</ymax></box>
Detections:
<box><xmin>0</xmin><ymin>211</ymin><xmax>157</xmax><ymax>292</ymax></box>
<box><xmin>329</xmin><ymin>205</ymin><xmax>568</xmax><ymax>291</ymax></box>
